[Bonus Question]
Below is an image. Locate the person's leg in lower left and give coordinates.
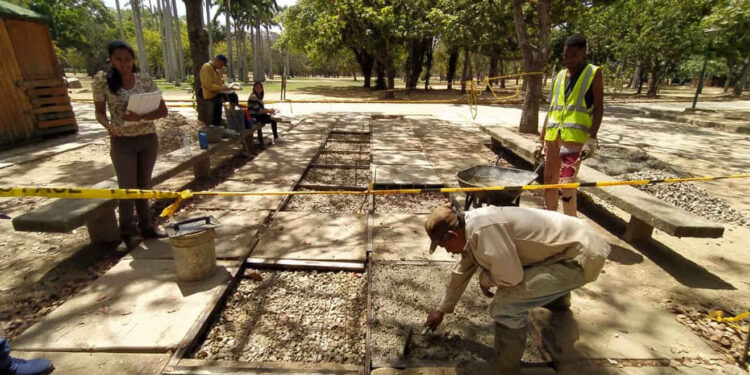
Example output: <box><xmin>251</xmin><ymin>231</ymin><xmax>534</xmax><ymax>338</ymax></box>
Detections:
<box><xmin>0</xmin><ymin>338</ymin><xmax>54</xmax><ymax>375</ymax></box>
<box><xmin>110</xmin><ymin>137</ymin><xmax>139</xmax><ymax>245</ymax></box>
<box><xmin>135</xmin><ymin>134</ymin><xmax>162</xmax><ymax>238</ymax></box>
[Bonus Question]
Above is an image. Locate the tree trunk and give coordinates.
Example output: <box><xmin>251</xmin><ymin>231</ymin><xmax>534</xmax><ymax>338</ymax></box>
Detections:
<box><xmin>385</xmin><ymin>56</ymin><xmax>395</xmax><ymax>98</ymax></box>
<box><xmin>156</xmin><ymin>0</ymin><xmax>171</xmax><ymax>81</ymax></box>
<box><xmin>460</xmin><ymin>47</ymin><xmax>470</xmax><ymax>94</ymax></box>
<box><xmin>224</xmin><ymin>0</ymin><xmax>234</xmax><ymax>82</ymax></box>
<box><xmin>499</xmin><ymin>53</ymin><xmax>506</xmax><ymax>88</ymax></box>
<box><xmin>172</xmin><ymin>0</ymin><xmax>186</xmax><ymax>79</ymax></box>
<box><xmin>115</xmin><ymin>0</ymin><xmax>126</xmax><ymax>41</ymax></box>
<box><xmin>162</xmin><ymin>0</ymin><xmax>180</xmax><ymax>82</ymax></box>
<box><xmin>156</xmin><ymin>0</ymin><xmax>170</xmax><ymax>80</ymax></box>
<box><xmin>184</xmin><ymin>0</ymin><xmax>210</xmax><ymax>124</ymax></box>
<box><xmin>205</xmin><ymin>0</ymin><xmax>212</xmax><ymax>58</ymax></box>
<box><xmin>254</xmin><ymin>22</ymin><xmax>265</xmax><ymax>82</ymax></box>
<box><xmin>237</xmin><ymin>25</ymin><xmax>245</xmax><ymax>82</ymax></box>
<box><xmin>424</xmin><ymin>37</ymin><xmax>434</xmax><ymax>90</ymax></box>
<box><xmin>352</xmin><ymin>48</ymin><xmax>374</xmax><ymax>88</ymax></box>
<box><xmin>630</xmin><ymin>62</ymin><xmax>642</xmax><ymax>89</ymax></box>
<box><xmin>266</xmin><ymin>25</ymin><xmax>274</xmax><ymax>79</ymax></box>
<box><xmin>647</xmin><ymin>69</ymin><xmax>659</xmax><ymax>97</ymax></box>
<box><xmin>132</xmin><ymin>0</ymin><xmax>150</xmax><ymax>74</ymax></box>
<box><xmin>487</xmin><ymin>47</ymin><xmax>499</xmax><ymax>92</ymax></box>
<box><xmin>251</xmin><ymin>22</ymin><xmax>258</xmax><ymax>82</ymax></box>
<box><xmin>446</xmin><ymin>47</ymin><xmax>458</xmax><ymax>90</ymax></box>
<box><xmin>733</xmin><ymin>58</ymin><xmax>749</xmax><ymax>96</ymax></box>
<box><xmin>405</xmin><ymin>38</ymin><xmax>428</xmax><ymax>90</ymax></box>
<box><xmin>512</xmin><ymin>0</ymin><xmax>551</xmax><ymax>134</ymax></box>
<box><xmin>375</xmin><ymin>60</ymin><xmax>386</xmax><ymax>89</ymax></box>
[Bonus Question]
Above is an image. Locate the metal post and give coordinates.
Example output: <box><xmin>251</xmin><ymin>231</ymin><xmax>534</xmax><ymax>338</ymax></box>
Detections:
<box><xmin>691</xmin><ymin>40</ymin><xmax>712</xmax><ymax>109</ymax></box>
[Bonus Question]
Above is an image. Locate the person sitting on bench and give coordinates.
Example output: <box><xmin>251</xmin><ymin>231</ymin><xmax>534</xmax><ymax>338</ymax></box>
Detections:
<box><xmin>200</xmin><ymin>55</ymin><xmax>239</xmax><ymax>126</ymax></box>
<box><xmin>247</xmin><ymin>82</ymin><xmax>283</xmax><ymax>148</ymax></box>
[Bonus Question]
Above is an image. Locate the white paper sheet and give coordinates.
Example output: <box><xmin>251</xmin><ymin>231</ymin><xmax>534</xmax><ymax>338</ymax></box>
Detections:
<box><xmin>126</xmin><ymin>91</ymin><xmax>162</xmax><ymax>115</ymax></box>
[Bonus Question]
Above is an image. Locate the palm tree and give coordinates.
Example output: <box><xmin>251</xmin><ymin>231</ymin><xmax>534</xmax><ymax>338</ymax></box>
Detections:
<box><xmin>205</xmin><ymin>0</ymin><xmax>213</xmax><ymax>57</ymax></box>
<box><xmin>162</xmin><ymin>0</ymin><xmax>180</xmax><ymax>82</ymax></box>
<box><xmin>172</xmin><ymin>0</ymin><xmax>186</xmax><ymax>78</ymax></box>
<box><xmin>132</xmin><ymin>0</ymin><xmax>150</xmax><ymax>74</ymax></box>
<box><xmin>114</xmin><ymin>0</ymin><xmax>126</xmax><ymax>40</ymax></box>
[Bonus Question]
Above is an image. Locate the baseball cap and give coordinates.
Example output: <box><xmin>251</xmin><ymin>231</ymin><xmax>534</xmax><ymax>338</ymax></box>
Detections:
<box><xmin>424</xmin><ymin>204</ymin><xmax>458</xmax><ymax>254</ymax></box>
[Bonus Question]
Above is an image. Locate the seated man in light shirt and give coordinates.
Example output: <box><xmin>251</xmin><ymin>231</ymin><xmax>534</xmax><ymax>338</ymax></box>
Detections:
<box><xmin>423</xmin><ymin>204</ymin><xmax>610</xmax><ymax>374</ymax></box>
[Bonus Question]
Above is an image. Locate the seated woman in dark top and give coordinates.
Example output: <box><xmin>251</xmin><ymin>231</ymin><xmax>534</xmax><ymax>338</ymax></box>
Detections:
<box><xmin>247</xmin><ymin>82</ymin><xmax>282</xmax><ymax>148</ymax></box>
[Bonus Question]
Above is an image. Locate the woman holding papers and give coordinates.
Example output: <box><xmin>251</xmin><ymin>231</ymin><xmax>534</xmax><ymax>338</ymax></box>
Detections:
<box><xmin>93</xmin><ymin>41</ymin><xmax>168</xmax><ymax>249</ymax></box>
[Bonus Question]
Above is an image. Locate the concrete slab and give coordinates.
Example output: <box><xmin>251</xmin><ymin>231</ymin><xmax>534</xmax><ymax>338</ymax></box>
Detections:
<box><xmin>373</xmin><ymin>138</ymin><xmax>424</xmax><ymax>151</ymax></box>
<box><xmin>194</xmin><ymin>181</ymin><xmax>288</xmax><ymax>211</ymax></box>
<box><xmin>374</xmin><ymin>165</ymin><xmax>443</xmax><ymax>186</ymax></box>
<box><xmin>530</xmin><ymin>284</ymin><xmax>722</xmax><ymax>364</ymax></box>
<box><xmin>13</xmin><ymin>259</ymin><xmax>237</xmax><ymax>351</ymax></box>
<box><xmin>130</xmin><ymin>210</ymin><xmax>267</xmax><ymax>259</ymax></box>
<box><xmin>373</xmin><ymin>151</ymin><xmax>432</xmax><ymax>166</ymax></box>
<box><xmin>228</xmin><ymin>161</ymin><xmax>306</xmax><ymax>185</ymax></box>
<box><xmin>373</xmin><ymin>214</ymin><xmax>454</xmax><ymax>262</ymax></box>
<box><xmin>9</xmin><ymin>351</ymin><xmax>170</xmax><ymax>375</ymax></box>
<box><xmin>371</xmin><ymin>368</ymin><xmax>556</xmax><ymax>375</ymax></box>
<box><xmin>253</xmin><ymin>146</ymin><xmax>318</xmax><ymax>163</ymax></box>
<box><xmin>252</xmin><ymin>212</ymin><xmax>366</xmax><ymax>263</ymax></box>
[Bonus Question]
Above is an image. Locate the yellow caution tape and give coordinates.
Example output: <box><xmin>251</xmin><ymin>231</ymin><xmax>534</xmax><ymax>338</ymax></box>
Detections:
<box><xmin>1</xmin><ymin>173</ymin><xmax>748</xmax><ymax>217</ymax></box>
<box><xmin>707</xmin><ymin>310</ymin><xmax>750</xmax><ymax>330</ymax></box>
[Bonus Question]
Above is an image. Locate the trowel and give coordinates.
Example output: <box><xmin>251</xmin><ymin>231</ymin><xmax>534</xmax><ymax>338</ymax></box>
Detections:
<box><xmin>402</xmin><ymin>326</ymin><xmax>433</xmax><ymax>358</ymax></box>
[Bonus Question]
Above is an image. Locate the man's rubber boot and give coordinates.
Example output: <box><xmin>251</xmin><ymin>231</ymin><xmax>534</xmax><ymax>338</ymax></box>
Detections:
<box><xmin>493</xmin><ymin>323</ymin><xmax>527</xmax><ymax>375</ymax></box>
<box><xmin>543</xmin><ymin>292</ymin><xmax>571</xmax><ymax>312</ymax></box>
<box><xmin>0</xmin><ymin>339</ymin><xmax>53</xmax><ymax>375</ymax></box>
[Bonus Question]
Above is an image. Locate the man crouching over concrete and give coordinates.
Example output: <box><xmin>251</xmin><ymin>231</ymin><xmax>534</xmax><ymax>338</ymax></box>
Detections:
<box><xmin>423</xmin><ymin>204</ymin><xmax>610</xmax><ymax>374</ymax></box>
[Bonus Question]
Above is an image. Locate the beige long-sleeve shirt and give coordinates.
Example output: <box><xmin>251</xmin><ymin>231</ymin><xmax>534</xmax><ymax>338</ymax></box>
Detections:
<box><xmin>437</xmin><ymin>206</ymin><xmax>610</xmax><ymax>313</ymax></box>
<box><xmin>200</xmin><ymin>62</ymin><xmax>224</xmax><ymax>100</ymax></box>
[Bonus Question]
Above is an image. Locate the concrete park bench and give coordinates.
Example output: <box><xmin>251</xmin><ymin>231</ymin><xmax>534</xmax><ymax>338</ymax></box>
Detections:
<box><xmin>479</xmin><ymin>126</ymin><xmax>724</xmax><ymax>241</ymax></box>
<box><xmin>12</xmin><ymin>138</ymin><xmax>242</xmax><ymax>243</ymax></box>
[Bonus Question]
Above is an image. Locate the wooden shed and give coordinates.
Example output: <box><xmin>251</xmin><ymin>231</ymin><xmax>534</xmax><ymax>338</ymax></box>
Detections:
<box><xmin>0</xmin><ymin>1</ymin><xmax>77</xmax><ymax>147</ymax></box>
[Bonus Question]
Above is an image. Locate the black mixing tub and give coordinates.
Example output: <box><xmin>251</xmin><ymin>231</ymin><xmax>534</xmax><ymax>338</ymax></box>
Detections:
<box><xmin>456</xmin><ymin>156</ymin><xmax>542</xmax><ymax>210</ymax></box>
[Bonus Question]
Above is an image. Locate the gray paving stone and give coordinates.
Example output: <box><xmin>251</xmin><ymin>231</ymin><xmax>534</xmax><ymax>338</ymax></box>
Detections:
<box><xmin>13</xmin><ymin>260</ymin><xmax>237</xmax><ymax>351</ymax></box>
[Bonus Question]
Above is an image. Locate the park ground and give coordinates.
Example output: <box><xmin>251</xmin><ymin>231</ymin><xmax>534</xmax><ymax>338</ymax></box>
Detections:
<box><xmin>0</xmin><ymin>80</ymin><xmax>749</xmax><ymax>374</ymax></box>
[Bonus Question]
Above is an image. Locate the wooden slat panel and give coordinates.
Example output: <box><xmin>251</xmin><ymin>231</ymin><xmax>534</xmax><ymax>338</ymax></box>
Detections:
<box><xmin>37</xmin><ymin>117</ymin><xmax>76</xmax><ymax>129</ymax></box>
<box><xmin>31</xmin><ymin>104</ymin><xmax>72</xmax><ymax>114</ymax></box>
<box><xmin>5</xmin><ymin>20</ymin><xmax>60</xmax><ymax>80</ymax></box>
<box><xmin>22</xmin><ymin>78</ymin><xmax>64</xmax><ymax>88</ymax></box>
<box><xmin>26</xmin><ymin>86</ymin><xmax>67</xmax><ymax>97</ymax></box>
<box><xmin>0</xmin><ymin>18</ymin><xmax>36</xmax><ymax>145</ymax></box>
<box><xmin>30</xmin><ymin>96</ymin><xmax>70</xmax><ymax>106</ymax></box>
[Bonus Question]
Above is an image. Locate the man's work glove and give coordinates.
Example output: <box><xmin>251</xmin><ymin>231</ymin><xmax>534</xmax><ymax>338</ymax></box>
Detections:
<box><xmin>424</xmin><ymin>310</ymin><xmax>444</xmax><ymax>330</ymax></box>
<box><xmin>580</xmin><ymin>137</ymin><xmax>598</xmax><ymax>160</ymax></box>
<box><xmin>533</xmin><ymin>140</ymin><xmax>545</xmax><ymax>162</ymax></box>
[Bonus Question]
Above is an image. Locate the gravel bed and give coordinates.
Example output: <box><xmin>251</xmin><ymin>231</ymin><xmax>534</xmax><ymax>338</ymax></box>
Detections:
<box><xmin>327</xmin><ymin>133</ymin><xmax>370</xmax><ymax>142</ymax></box>
<box><xmin>622</xmin><ymin>171</ymin><xmax>748</xmax><ymax>227</ymax></box>
<box><xmin>285</xmin><ymin>188</ymin><xmax>368</xmax><ymax>213</ymax></box>
<box><xmin>375</xmin><ymin>193</ymin><xmax>451</xmax><ymax>214</ymax></box>
<box><xmin>317</xmin><ymin>152</ymin><xmax>371</xmax><ymax>166</ymax></box>
<box><xmin>586</xmin><ymin>145</ymin><xmax>748</xmax><ymax>226</ymax></box>
<box><xmin>302</xmin><ymin>168</ymin><xmax>372</xmax><ymax>187</ymax></box>
<box><xmin>371</xmin><ymin>264</ymin><xmax>544</xmax><ymax>365</ymax></box>
<box><xmin>193</xmin><ymin>269</ymin><xmax>367</xmax><ymax>364</ymax></box>
<box><xmin>324</xmin><ymin>141</ymin><xmax>371</xmax><ymax>152</ymax></box>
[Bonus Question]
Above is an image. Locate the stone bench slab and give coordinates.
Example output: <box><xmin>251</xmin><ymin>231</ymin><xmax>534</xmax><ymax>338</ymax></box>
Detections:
<box><xmin>479</xmin><ymin>126</ymin><xmax>724</xmax><ymax>239</ymax></box>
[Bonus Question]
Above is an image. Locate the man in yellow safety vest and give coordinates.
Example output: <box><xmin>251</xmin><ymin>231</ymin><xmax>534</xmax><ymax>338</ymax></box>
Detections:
<box><xmin>535</xmin><ymin>34</ymin><xmax>604</xmax><ymax>216</ymax></box>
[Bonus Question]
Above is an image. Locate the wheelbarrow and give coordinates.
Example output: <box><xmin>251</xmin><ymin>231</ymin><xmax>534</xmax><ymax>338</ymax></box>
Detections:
<box><xmin>456</xmin><ymin>155</ymin><xmax>543</xmax><ymax>211</ymax></box>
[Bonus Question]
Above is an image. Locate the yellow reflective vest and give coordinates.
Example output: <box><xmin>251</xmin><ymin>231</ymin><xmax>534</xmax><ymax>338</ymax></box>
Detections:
<box><xmin>545</xmin><ymin>64</ymin><xmax>599</xmax><ymax>144</ymax></box>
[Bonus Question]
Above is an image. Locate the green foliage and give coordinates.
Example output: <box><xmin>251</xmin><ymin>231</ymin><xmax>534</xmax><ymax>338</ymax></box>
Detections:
<box><xmin>14</xmin><ymin>0</ymin><xmax>113</xmax><ymax>51</ymax></box>
<box><xmin>703</xmin><ymin>0</ymin><xmax>750</xmax><ymax>94</ymax></box>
